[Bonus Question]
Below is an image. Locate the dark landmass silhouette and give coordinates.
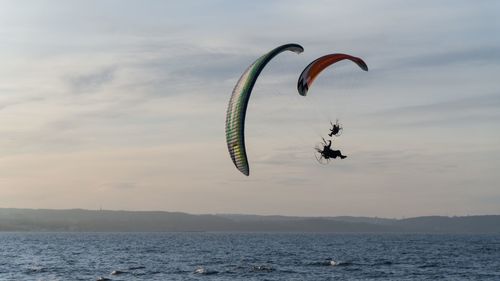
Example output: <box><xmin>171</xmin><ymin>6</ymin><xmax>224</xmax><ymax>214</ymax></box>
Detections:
<box><xmin>0</xmin><ymin>208</ymin><xmax>499</xmax><ymax>233</ymax></box>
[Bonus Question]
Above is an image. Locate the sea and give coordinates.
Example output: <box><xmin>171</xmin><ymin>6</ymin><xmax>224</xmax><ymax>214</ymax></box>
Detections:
<box><xmin>0</xmin><ymin>232</ymin><xmax>499</xmax><ymax>280</ymax></box>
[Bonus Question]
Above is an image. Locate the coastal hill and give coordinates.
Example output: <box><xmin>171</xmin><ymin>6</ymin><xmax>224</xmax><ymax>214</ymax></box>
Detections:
<box><xmin>0</xmin><ymin>208</ymin><xmax>499</xmax><ymax>233</ymax></box>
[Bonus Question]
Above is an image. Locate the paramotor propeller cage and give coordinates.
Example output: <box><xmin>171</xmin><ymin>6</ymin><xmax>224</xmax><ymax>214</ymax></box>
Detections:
<box><xmin>314</xmin><ymin>143</ymin><xmax>331</xmax><ymax>165</ymax></box>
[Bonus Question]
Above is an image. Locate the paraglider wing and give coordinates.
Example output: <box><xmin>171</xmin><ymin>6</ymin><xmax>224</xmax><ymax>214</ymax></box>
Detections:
<box><xmin>226</xmin><ymin>43</ymin><xmax>304</xmax><ymax>176</ymax></box>
<box><xmin>297</xmin><ymin>54</ymin><xmax>368</xmax><ymax>96</ymax></box>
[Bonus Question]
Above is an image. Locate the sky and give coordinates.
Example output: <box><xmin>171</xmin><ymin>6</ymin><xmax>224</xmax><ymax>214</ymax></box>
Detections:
<box><xmin>0</xmin><ymin>0</ymin><xmax>499</xmax><ymax>217</ymax></box>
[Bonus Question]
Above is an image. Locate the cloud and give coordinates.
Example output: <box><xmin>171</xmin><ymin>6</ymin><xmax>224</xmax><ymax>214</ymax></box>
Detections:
<box><xmin>382</xmin><ymin>46</ymin><xmax>500</xmax><ymax>71</ymax></box>
<box><xmin>367</xmin><ymin>92</ymin><xmax>500</xmax><ymax>127</ymax></box>
<box><xmin>0</xmin><ymin>0</ymin><xmax>499</xmax><ymax>216</ymax></box>
<box><xmin>100</xmin><ymin>182</ymin><xmax>138</xmax><ymax>190</ymax></box>
<box><xmin>65</xmin><ymin>66</ymin><xmax>117</xmax><ymax>94</ymax></box>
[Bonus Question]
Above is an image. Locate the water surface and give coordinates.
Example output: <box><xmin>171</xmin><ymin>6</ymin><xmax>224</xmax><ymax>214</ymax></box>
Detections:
<box><xmin>1</xmin><ymin>232</ymin><xmax>499</xmax><ymax>280</ymax></box>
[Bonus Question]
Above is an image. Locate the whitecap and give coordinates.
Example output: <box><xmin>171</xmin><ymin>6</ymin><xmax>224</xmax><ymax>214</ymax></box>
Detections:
<box><xmin>194</xmin><ymin>267</ymin><xmax>218</xmax><ymax>275</ymax></box>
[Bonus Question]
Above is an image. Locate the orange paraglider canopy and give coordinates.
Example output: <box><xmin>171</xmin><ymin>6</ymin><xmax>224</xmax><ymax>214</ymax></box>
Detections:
<box><xmin>297</xmin><ymin>53</ymin><xmax>368</xmax><ymax>96</ymax></box>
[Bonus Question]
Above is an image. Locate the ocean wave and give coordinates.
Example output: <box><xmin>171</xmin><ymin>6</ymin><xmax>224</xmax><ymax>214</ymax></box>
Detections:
<box><xmin>25</xmin><ymin>266</ymin><xmax>47</xmax><ymax>274</ymax></box>
<box><xmin>194</xmin><ymin>267</ymin><xmax>218</xmax><ymax>275</ymax></box>
<box><xmin>251</xmin><ymin>265</ymin><xmax>275</xmax><ymax>272</ymax></box>
<box><xmin>372</xmin><ymin>260</ymin><xmax>393</xmax><ymax>266</ymax></box>
<box><xmin>128</xmin><ymin>265</ymin><xmax>146</xmax><ymax>270</ymax></box>
<box><xmin>308</xmin><ymin>260</ymin><xmax>353</xmax><ymax>267</ymax></box>
<box><xmin>330</xmin><ymin>260</ymin><xmax>353</xmax><ymax>267</ymax></box>
<box><xmin>418</xmin><ymin>263</ymin><xmax>439</xmax><ymax>268</ymax></box>
<box><xmin>111</xmin><ymin>270</ymin><xmax>127</xmax><ymax>275</ymax></box>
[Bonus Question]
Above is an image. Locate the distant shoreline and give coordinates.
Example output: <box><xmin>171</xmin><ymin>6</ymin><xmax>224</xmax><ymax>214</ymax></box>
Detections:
<box><xmin>1</xmin><ymin>208</ymin><xmax>499</xmax><ymax>233</ymax></box>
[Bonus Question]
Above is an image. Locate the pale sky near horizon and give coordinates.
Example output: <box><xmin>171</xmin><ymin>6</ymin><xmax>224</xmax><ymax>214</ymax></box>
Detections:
<box><xmin>0</xmin><ymin>0</ymin><xmax>499</xmax><ymax>217</ymax></box>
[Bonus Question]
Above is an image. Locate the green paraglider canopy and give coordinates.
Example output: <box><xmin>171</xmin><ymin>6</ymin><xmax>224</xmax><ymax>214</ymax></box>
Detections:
<box><xmin>225</xmin><ymin>43</ymin><xmax>304</xmax><ymax>176</ymax></box>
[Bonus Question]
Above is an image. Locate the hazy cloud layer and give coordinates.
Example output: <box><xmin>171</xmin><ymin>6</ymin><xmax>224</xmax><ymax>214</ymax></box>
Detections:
<box><xmin>0</xmin><ymin>1</ymin><xmax>499</xmax><ymax>217</ymax></box>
